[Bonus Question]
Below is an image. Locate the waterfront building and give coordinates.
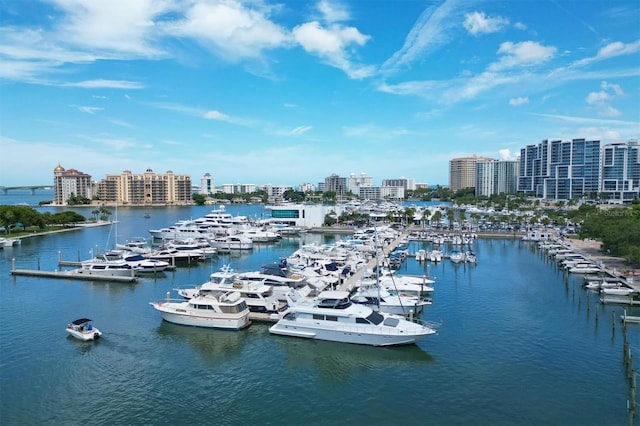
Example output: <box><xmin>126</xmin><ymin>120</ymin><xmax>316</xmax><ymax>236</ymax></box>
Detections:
<box><xmin>357</xmin><ymin>185</ymin><xmax>404</xmax><ymax>200</ymax></box>
<box><xmin>264</xmin><ymin>203</ymin><xmax>346</xmax><ymax>227</ymax></box>
<box><xmin>220</xmin><ymin>184</ymin><xmax>257</xmax><ymax>194</ymax></box>
<box><xmin>96</xmin><ymin>169</ymin><xmax>192</xmax><ymax>205</ymax></box>
<box><xmin>475</xmin><ymin>160</ymin><xmax>518</xmax><ymax>197</ymax></box>
<box><xmin>449</xmin><ymin>155</ymin><xmax>493</xmax><ymax>192</ymax></box>
<box><xmin>382</xmin><ymin>177</ymin><xmax>416</xmax><ymax>191</ymax></box>
<box><xmin>53</xmin><ymin>164</ymin><xmax>92</xmax><ymax>205</ymax></box>
<box><xmin>299</xmin><ymin>182</ymin><xmax>316</xmax><ymax>193</ymax></box>
<box><xmin>322</xmin><ymin>174</ymin><xmax>347</xmax><ymax>195</ymax></box>
<box><xmin>200</xmin><ymin>173</ymin><xmax>215</xmax><ymax>195</ymax></box>
<box><xmin>347</xmin><ymin>173</ymin><xmax>373</xmax><ymax>193</ymax></box>
<box><xmin>600</xmin><ymin>140</ymin><xmax>640</xmax><ymax>204</ymax></box>
<box><xmin>518</xmin><ymin>138</ymin><xmax>601</xmax><ymax>200</ymax></box>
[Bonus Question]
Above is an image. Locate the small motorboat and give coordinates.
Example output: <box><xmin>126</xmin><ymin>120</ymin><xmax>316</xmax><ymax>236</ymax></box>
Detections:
<box><xmin>66</xmin><ymin>318</ymin><xmax>102</xmax><ymax>341</ymax></box>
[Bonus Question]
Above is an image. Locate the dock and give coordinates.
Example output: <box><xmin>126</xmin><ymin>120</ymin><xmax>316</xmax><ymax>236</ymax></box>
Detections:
<box><xmin>339</xmin><ymin>232</ymin><xmax>408</xmax><ymax>292</ymax></box>
<box><xmin>621</xmin><ymin>310</ymin><xmax>640</xmax><ymax>324</ymax></box>
<box><xmin>10</xmin><ymin>268</ymin><xmax>138</xmax><ymax>283</ymax></box>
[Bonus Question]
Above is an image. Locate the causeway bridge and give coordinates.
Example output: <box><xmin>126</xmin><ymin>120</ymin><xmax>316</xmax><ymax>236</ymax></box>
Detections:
<box><xmin>0</xmin><ymin>185</ymin><xmax>53</xmax><ymax>195</ymax></box>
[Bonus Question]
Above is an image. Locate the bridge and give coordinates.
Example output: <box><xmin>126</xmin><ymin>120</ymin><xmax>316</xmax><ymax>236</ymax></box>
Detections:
<box><xmin>0</xmin><ymin>186</ymin><xmax>53</xmax><ymax>195</ymax></box>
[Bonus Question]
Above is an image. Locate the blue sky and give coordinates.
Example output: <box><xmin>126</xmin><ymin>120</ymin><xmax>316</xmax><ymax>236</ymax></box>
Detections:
<box><xmin>1</xmin><ymin>0</ymin><xmax>639</xmax><ymax>188</ymax></box>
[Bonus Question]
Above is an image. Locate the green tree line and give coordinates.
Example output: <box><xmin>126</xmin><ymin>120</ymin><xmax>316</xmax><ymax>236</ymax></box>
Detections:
<box><xmin>0</xmin><ymin>205</ymin><xmax>87</xmax><ymax>235</ymax></box>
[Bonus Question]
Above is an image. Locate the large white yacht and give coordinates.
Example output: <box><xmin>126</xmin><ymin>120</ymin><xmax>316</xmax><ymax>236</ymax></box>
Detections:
<box><xmin>176</xmin><ymin>266</ymin><xmax>283</xmax><ymax>313</ymax></box>
<box><xmin>351</xmin><ymin>280</ymin><xmax>431</xmax><ymax>316</ymax></box>
<box><xmin>269</xmin><ymin>290</ymin><xmax>436</xmax><ymax>346</ymax></box>
<box><xmin>149</xmin><ymin>290</ymin><xmax>251</xmax><ymax>330</ymax></box>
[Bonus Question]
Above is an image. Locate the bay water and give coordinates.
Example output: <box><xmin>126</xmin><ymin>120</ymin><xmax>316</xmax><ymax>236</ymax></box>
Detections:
<box><xmin>0</xmin><ymin>192</ymin><xmax>638</xmax><ymax>425</ymax></box>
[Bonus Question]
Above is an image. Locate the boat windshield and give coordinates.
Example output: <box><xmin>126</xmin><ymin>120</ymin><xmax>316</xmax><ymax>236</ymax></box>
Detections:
<box><xmin>365</xmin><ymin>311</ymin><xmax>384</xmax><ymax>325</ymax></box>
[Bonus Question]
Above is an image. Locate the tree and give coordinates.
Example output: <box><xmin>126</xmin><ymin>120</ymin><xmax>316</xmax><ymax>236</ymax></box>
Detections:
<box><xmin>324</xmin><ymin>213</ymin><xmax>337</xmax><ymax>226</ymax></box>
<box><xmin>192</xmin><ymin>194</ymin><xmax>206</xmax><ymax>205</ymax></box>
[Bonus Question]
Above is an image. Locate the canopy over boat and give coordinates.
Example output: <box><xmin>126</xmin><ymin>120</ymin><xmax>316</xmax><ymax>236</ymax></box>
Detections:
<box><xmin>70</xmin><ymin>318</ymin><xmax>93</xmax><ymax>326</ymax></box>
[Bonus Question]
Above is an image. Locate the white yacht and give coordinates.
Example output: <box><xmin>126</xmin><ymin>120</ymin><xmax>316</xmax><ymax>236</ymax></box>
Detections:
<box><xmin>176</xmin><ymin>266</ymin><xmax>282</xmax><ymax>313</ymax></box>
<box><xmin>75</xmin><ymin>256</ymin><xmax>137</xmax><ymax>277</ymax></box>
<box><xmin>211</xmin><ymin>235</ymin><xmax>254</xmax><ymax>252</ymax></box>
<box><xmin>269</xmin><ymin>290</ymin><xmax>436</xmax><ymax>346</ymax></box>
<box><xmin>104</xmin><ymin>252</ymin><xmax>170</xmax><ymax>273</ymax></box>
<box><xmin>149</xmin><ymin>290</ymin><xmax>251</xmax><ymax>330</ymax></box>
<box><xmin>351</xmin><ymin>280</ymin><xmax>431</xmax><ymax>316</ymax></box>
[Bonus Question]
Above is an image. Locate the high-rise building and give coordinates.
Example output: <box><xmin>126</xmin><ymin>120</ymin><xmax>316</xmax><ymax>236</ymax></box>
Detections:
<box><xmin>200</xmin><ymin>173</ymin><xmax>214</xmax><ymax>195</ymax></box>
<box><xmin>347</xmin><ymin>173</ymin><xmax>373</xmax><ymax>192</ymax></box>
<box><xmin>449</xmin><ymin>156</ymin><xmax>493</xmax><ymax>192</ymax></box>
<box><xmin>600</xmin><ymin>140</ymin><xmax>640</xmax><ymax>203</ymax></box>
<box><xmin>518</xmin><ymin>138</ymin><xmax>601</xmax><ymax>200</ymax></box>
<box><xmin>53</xmin><ymin>164</ymin><xmax>92</xmax><ymax>205</ymax></box>
<box><xmin>97</xmin><ymin>169</ymin><xmax>192</xmax><ymax>205</ymax></box>
<box><xmin>476</xmin><ymin>160</ymin><xmax>518</xmax><ymax>196</ymax></box>
<box><xmin>382</xmin><ymin>177</ymin><xmax>415</xmax><ymax>191</ymax></box>
<box><xmin>323</xmin><ymin>174</ymin><xmax>347</xmax><ymax>195</ymax></box>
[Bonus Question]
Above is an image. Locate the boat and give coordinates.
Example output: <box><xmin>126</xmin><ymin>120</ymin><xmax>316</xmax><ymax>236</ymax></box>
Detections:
<box><xmin>75</xmin><ymin>256</ymin><xmax>137</xmax><ymax>277</ymax></box>
<box><xmin>144</xmin><ymin>213</ymin><xmax>151</xmax><ymax>219</ymax></box>
<box><xmin>176</xmin><ymin>265</ymin><xmax>282</xmax><ymax>313</ymax></box>
<box><xmin>66</xmin><ymin>318</ymin><xmax>102</xmax><ymax>341</ymax></box>
<box><xmin>449</xmin><ymin>250</ymin><xmax>464</xmax><ymax>264</ymax></box>
<box><xmin>144</xmin><ymin>247</ymin><xmax>202</xmax><ymax>266</ymax></box>
<box><xmin>0</xmin><ymin>237</ymin><xmax>21</xmax><ymax>248</ymax></box>
<box><xmin>211</xmin><ymin>235</ymin><xmax>254</xmax><ymax>252</ymax></box>
<box><xmin>104</xmin><ymin>251</ymin><xmax>170</xmax><ymax>273</ymax></box>
<box><xmin>269</xmin><ymin>290</ymin><xmax>436</xmax><ymax>346</ymax></box>
<box><xmin>464</xmin><ymin>250</ymin><xmax>477</xmax><ymax>263</ymax></box>
<box><xmin>149</xmin><ymin>290</ymin><xmax>251</xmax><ymax>330</ymax></box>
<box><xmin>351</xmin><ymin>280</ymin><xmax>431</xmax><ymax>316</ymax></box>
<box><xmin>115</xmin><ymin>238</ymin><xmax>151</xmax><ymax>254</ymax></box>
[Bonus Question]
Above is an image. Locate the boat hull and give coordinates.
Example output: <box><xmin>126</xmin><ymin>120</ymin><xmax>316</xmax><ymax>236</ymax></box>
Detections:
<box><xmin>150</xmin><ymin>302</ymin><xmax>250</xmax><ymax>330</ymax></box>
<box><xmin>269</xmin><ymin>321</ymin><xmax>431</xmax><ymax>346</ymax></box>
<box><xmin>66</xmin><ymin>328</ymin><xmax>102</xmax><ymax>341</ymax></box>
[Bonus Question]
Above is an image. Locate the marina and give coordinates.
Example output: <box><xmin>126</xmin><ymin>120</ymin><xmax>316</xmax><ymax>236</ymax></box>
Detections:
<box><xmin>1</xmin><ymin>199</ymin><xmax>639</xmax><ymax>425</ymax></box>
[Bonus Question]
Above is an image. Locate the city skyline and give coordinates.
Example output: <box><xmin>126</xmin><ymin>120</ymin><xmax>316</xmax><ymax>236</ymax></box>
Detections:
<box><xmin>1</xmin><ymin>0</ymin><xmax>639</xmax><ymax>187</ymax></box>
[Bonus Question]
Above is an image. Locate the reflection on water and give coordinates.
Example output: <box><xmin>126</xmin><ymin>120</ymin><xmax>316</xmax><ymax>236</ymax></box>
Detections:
<box><xmin>155</xmin><ymin>320</ymin><xmax>250</xmax><ymax>363</ymax></box>
<box><xmin>274</xmin><ymin>335</ymin><xmax>434</xmax><ymax>382</ymax></box>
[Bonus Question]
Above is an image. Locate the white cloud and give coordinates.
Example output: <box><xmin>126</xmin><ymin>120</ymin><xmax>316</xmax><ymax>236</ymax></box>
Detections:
<box><xmin>382</xmin><ymin>0</ymin><xmax>462</xmax><ymax>73</ymax></box>
<box><xmin>498</xmin><ymin>149</ymin><xmax>514</xmax><ymax>160</ymax></box>
<box><xmin>491</xmin><ymin>41</ymin><xmax>557</xmax><ymax>71</ymax></box>
<box><xmin>53</xmin><ymin>0</ymin><xmax>168</xmax><ymax>57</ymax></box>
<box><xmin>586</xmin><ymin>91</ymin><xmax>610</xmax><ymax>105</ymax></box>
<box><xmin>514</xmin><ymin>22</ymin><xmax>527</xmax><ymax>31</ymax></box>
<box><xmin>271</xmin><ymin>125</ymin><xmax>313</xmax><ymax>137</ymax></box>
<box><xmin>463</xmin><ymin>12</ymin><xmax>508</xmax><ymax>35</ymax></box>
<box><xmin>204</xmin><ymin>110</ymin><xmax>232</xmax><ymax>121</ymax></box>
<box><xmin>166</xmin><ymin>1</ymin><xmax>289</xmax><ymax>61</ymax></box>
<box><xmin>317</xmin><ymin>0</ymin><xmax>350</xmax><ymax>23</ymax></box>
<box><xmin>70</xmin><ymin>105</ymin><xmax>104</xmax><ymax>114</ymax></box>
<box><xmin>62</xmin><ymin>79</ymin><xmax>145</xmax><ymax>89</ymax></box>
<box><xmin>292</xmin><ymin>20</ymin><xmax>374</xmax><ymax>79</ymax></box>
<box><xmin>573</xmin><ymin>39</ymin><xmax>640</xmax><ymax>67</ymax></box>
<box><xmin>509</xmin><ymin>97</ymin><xmax>529</xmax><ymax>106</ymax></box>
<box><xmin>585</xmin><ymin>81</ymin><xmax>625</xmax><ymax>117</ymax></box>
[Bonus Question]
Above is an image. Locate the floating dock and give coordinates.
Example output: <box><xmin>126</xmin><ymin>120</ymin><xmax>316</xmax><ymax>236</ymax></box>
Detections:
<box><xmin>10</xmin><ymin>258</ymin><xmax>138</xmax><ymax>283</ymax></box>
<box><xmin>621</xmin><ymin>310</ymin><xmax>640</xmax><ymax>324</ymax></box>
<box><xmin>10</xmin><ymin>268</ymin><xmax>138</xmax><ymax>283</ymax></box>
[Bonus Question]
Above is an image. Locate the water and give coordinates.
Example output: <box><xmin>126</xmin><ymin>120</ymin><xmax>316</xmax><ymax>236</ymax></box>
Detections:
<box><xmin>1</xmin><ymin>203</ymin><xmax>639</xmax><ymax>425</ymax></box>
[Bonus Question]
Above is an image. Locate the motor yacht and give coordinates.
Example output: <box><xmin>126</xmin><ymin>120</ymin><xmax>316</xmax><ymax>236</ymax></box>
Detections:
<box><xmin>269</xmin><ymin>290</ymin><xmax>436</xmax><ymax>346</ymax></box>
<box><xmin>150</xmin><ymin>290</ymin><xmax>251</xmax><ymax>330</ymax></box>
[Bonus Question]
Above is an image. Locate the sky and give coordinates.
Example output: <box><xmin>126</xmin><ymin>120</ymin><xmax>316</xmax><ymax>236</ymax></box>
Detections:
<box><xmin>1</xmin><ymin>0</ymin><xmax>639</xmax><ymax>188</ymax></box>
